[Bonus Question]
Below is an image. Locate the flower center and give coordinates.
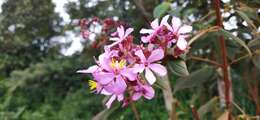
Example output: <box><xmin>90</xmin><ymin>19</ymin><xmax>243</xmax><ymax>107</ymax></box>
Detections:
<box><xmin>110</xmin><ymin>58</ymin><xmax>126</xmax><ymax>70</ymax></box>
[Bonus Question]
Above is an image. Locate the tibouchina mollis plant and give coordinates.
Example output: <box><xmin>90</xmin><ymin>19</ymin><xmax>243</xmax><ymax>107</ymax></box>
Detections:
<box><xmin>77</xmin><ymin>15</ymin><xmax>192</xmax><ymax>108</ymax></box>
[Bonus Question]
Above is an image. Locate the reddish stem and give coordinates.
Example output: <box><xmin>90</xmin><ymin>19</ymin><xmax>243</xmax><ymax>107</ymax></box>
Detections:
<box><xmin>191</xmin><ymin>105</ymin><xmax>200</xmax><ymax>120</ymax></box>
<box><xmin>213</xmin><ymin>0</ymin><xmax>232</xmax><ymax>119</ymax></box>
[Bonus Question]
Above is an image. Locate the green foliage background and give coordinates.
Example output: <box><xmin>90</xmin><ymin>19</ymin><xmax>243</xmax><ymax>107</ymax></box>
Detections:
<box><xmin>0</xmin><ymin>0</ymin><xmax>259</xmax><ymax>119</ymax></box>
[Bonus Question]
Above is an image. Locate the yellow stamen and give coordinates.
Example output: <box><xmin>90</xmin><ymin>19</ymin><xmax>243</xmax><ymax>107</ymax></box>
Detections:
<box><xmin>110</xmin><ymin>58</ymin><xmax>126</xmax><ymax>69</ymax></box>
<box><xmin>119</xmin><ymin>59</ymin><xmax>126</xmax><ymax>69</ymax></box>
<box><xmin>88</xmin><ymin>80</ymin><xmax>97</xmax><ymax>90</ymax></box>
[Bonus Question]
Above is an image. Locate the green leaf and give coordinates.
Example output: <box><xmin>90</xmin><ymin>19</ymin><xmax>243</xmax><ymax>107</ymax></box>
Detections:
<box><xmin>252</xmin><ymin>54</ymin><xmax>260</xmax><ymax>70</ymax></box>
<box><xmin>153</xmin><ymin>2</ymin><xmax>171</xmax><ymax>18</ymax></box>
<box><xmin>173</xmin><ymin>66</ymin><xmax>215</xmax><ymax>93</ymax></box>
<box><xmin>236</xmin><ymin>10</ymin><xmax>257</xmax><ymax>30</ymax></box>
<box><xmin>198</xmin><ymin>97</ymin><xmax>219</xmax><ymax>118</ymax></box>
<box><xmin>167</xmin><ymin>59</ymin><xmax>189</xmax><ymax>77</ymax></box>
<box><xmin>220</xmin><ymin>29</ymin><xmax>252</xmax><ymax>57</ymax></box>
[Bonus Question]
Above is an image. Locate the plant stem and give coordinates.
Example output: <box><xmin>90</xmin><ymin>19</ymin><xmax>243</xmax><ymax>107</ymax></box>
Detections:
<box><xmin>130</xmin><ymin>101</ymin><xmax>140</xmax><ymax>120</ymax></box>
<box><xmin>191</xmin><ymin>105</ymin><xmax>200</xmax><ymax>120</ymax></box>
<box><xmin>190</xmin><ymin>55</ymin><xmax>221</xmax><ymax>67</ymax></box>
<box><xmin>213</xmin><ymin>0</ymin><xmax>232</xmax><ymax>119</ymax></box>
<box><xmin>230</xmin><ymin>54</ymin><xmax>250</xmax><ymax>65</ymax></box>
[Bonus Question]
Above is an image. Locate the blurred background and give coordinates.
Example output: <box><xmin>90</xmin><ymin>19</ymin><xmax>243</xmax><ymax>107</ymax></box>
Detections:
<box><xmin>0</xmin><ymin>0</ymin><xmax>259</xmax><ymax>119</ymax></box>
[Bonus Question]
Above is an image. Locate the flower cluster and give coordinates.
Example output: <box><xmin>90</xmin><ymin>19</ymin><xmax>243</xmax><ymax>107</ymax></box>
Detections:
<box><xmin>78</xmin><ymin>15</ymin><xmax>192</xmax><ymax>108</ymax></box>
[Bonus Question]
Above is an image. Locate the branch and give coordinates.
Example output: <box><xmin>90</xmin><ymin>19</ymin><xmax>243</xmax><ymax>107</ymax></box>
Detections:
<box><xmin>213</xmin><ymin>0</ymin><xmax>232</xmax><ymax>119</ymax></box>
<box><xmin>130</xmin><ymin>101</ymin><xmax>140</xmax><ymax>120</ymax></box>
<box><xmin>189</xmin><ymin>55</ymin><xmax>221</xmax><ymax>67</ymax></box>
<box><xmin>132</xmin><ymin>0</ymin><xmax>151</xmax><ymax>24</ymax></box>
<box><xmin>191</xmin><ymin>105</ymin><xmax>200</xmax><ymax>120</ymax></box>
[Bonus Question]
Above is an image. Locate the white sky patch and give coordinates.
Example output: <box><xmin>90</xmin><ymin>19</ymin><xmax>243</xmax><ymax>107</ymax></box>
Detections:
<box><xmin>242</xmin><ymin>33</ymin><xmax>252</xmax><ymax>39</ymax></box>
<box><xmin>221</xmin><ymin>0</ymin><xmax>230</xmax><ymax>3</ymax></box>
<box><xmin>223</xmin><ymin>16</ymin><xmax>238</xmax><ymax>30</ymax></box>
<box><xmin>51</xmin><ymin>0</ymin><xmax>86</xmax><ymax>56</ymax></box>
<box><xmin>52</xmin><ymin>0</ymin><xmax>78</xmax><ymax>24</ymax></box>
<box><xmin>188</xmin><ymin>14</ymin><xmax>196</xmax><ymax>22</ymax></box>
<box><xmin>0</xmin><ymin>0</ymin><xmax>7</xmax><ymax>13</ymax></box>
<box><xmin>58</xmin><ymin>31</ymin><xmax>84</xmax><ymax>56</ymax></box>
<box><xmin>242</xmin><ymin>21</ymin><xmax>248</xmax><ymax>26</ymax></box>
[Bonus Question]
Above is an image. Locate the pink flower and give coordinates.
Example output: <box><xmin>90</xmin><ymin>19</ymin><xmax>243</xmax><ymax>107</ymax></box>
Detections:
<box><xmin>132</xmin><ymin>82</ymin><xmax>155</xmax><ymax>101</ymax></box>
<box><xmin>133</xmin><ymin>48</ymin><xmax>167</xmax><ymax>85</ymax></box>
<box><xmin>164</xmin><ymin>16</ymin><xmax>192</xmax><ymax>50</ymax></box>
<box><xmin>140</xmin><ymin>15</ymin><xmax>170</xmax><ymax>43</ymax></box>
<box><xmin>108</xmin><ymin>26</ymin><xmax>133</xmax><ymax>48</ymax></box>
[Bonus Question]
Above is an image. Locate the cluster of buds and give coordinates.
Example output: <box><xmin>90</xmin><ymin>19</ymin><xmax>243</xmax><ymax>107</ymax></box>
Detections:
<box><xmin>77</xmin><ymin>15</ymin><xmax>192</xmax><ymax>108</ymax></box>
<box><xmin>79</xmin><ymin>17</ymin><xmax>127</xmax><ymax>48</ymax></box>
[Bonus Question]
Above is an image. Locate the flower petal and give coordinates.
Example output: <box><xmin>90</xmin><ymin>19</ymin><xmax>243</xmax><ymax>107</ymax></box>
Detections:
<box><xmin>147</xmin><ymin>48</ymin><xmax>164</xmax><ymax>63</ymax></box>
<box><xmin>177</xmin><ymin>37</ymin><xmax>188</xmax><ymax>50</ymax></box>
<box><xmin>132</xmin><ymin>64</ymin><xmax>145</xmax><ymax>73</ymax></box>
<box><xmin>140</xmin><ymin>29</ymin><xmax>154</xmax><ymax>34</ymax></box>
<box><xmin>145</xmin><ymin>68</ymin><xmax>156</xmax><ymax>85</ymax></box>
<box><xmin>120</xmin><ymin>68</ymin><xmax>137</xmax><ymax>81</ymax></box>
<box><xmin>101</xmin><ymin>89</ymin><xmax>112</xmax><ymax>95</ymax></box>
<box><xmin>117</xmin><ymin>94</ymin><xmax>124</xmax><ymax>101</ymax></box>
<box><xmin>151</xmin><ymin>18</ymin><xmax>159</xmax><ymax>29</ymax></box>
<box><xmin>113</xmin><ymin>76</ymin><xmax>127</xmax><ymax>94</ymax></box>
<box><xmin>98</xmin><ymin>53</ymin><xmax>112</xmax><ymax>71</ymax></box>
<box><xmin>106</xmin><ymin>95</ymin><xmax>116</xmax><ymax>108</ymax></box>
<box><xmin>160</xmin><ymin>15</ymin><xmax>170</xmax><ymax>26</ymax></box>
<box><xmin>143</xmin><ymin>85</ymin><xmax>155</xmax><ymax>99</ymax></box>
<box><xmin>141</xmin><ymin>36</ymin><xmax>150</xmax><ymax>43</ymax></box>
<box><xmin>135</xmin><ymin>49</ymin><xmax>147</xmax><ymax>63</ymax></box>
<box><xmin>117</xmin><ymin>26</ymin><xmax>125</xmax><ymax>39</ymax></box>
<box><xmin>171</xmin><ymin>16</ymin><xmax>182</xmax><ymax>32</ymax></box>
<box><xmin>76</xmin><ymin>65</ymin><xmax>99</xmax><ymax>73</ymax></box>
<box><xmin>148</xmin><ymin>63</ymin><xmax>167</xmax><ymax>76</ymax></box>
<box><xmin>110</xmin><ymin>37</ymin><xmax>120</xmax><ymax>41</ymax></box>
<box><xmin>132</xmin><ymin>92</ymin><xmax>142</xmax><ymax>101</ymax></box>
<box><xmin>95</xmin><ymin>72</ymin><xmax>114</xmax><ymax>85</ymax></box>
<box><xmin>124</xmin><ymin>28</ymin><xmax>134</xmax><ymax>37</ymax></box>
<box><xmin>178</xmin><ymin>25</ymin><xmax>192</xmax><ymax>34</ymax></box>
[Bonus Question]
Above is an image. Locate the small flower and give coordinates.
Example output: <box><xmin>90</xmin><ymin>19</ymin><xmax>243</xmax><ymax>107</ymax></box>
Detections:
<box><xmin>164</xmin><ymin>16</ymin><xmax>192</xmax><ymax>50</ymax></box>
<box><xmin>133</xmin><ymin>48</ymin><xmax>167</xmax><ymax>85</ymax></box>
<box><xmin>108</xmin><ymin>26</ymin><xmax>133</xmax><ymax>48</ymax></box>
<box><xmin>140</xmin><ymin>15</ymin><xmax>170</xmax><ymax>43</ymax></box>
<box><xmin>132</xmin><ymin>82</ymin><xmax>155</xmax><ymax>101</ymax></box>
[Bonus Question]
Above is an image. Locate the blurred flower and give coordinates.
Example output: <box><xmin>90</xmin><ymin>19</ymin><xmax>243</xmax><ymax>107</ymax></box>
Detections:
<box><xmin>132</xmin><ymin>82</ymin><xmax>155</xmax><ymax>101</ymax></box>
<box><xmin>108</xmin><ymin>26</ymin><xmax>133</xmax><ymax>48</ymax></box>
<box><xmin>140</xmin><ymin>15</ymin><xmax>170</xmax><ymax>43</ymax></box>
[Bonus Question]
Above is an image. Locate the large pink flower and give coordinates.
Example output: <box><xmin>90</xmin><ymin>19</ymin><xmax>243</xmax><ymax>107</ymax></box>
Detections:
<box><xmin>140</xmin><ymin>15</ymin><xmax>170</xmax><ymax>43</ymax></box>
<box><xmin>133</xmin><ymin>48</ymin><xmax>167</xmax><ymax>85</ymax></box>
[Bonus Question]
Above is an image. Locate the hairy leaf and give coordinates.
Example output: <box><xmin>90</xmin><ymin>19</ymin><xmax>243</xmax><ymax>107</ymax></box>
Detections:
<box><xmin>198</xmin><ymin>97</ymin><xmax>219</xmax><ymax>118</ymax></box>
<box><xmin>220</xmin><ymin>29</ymin><xmax>252</xmax><ymax>57</ymax></box>
<box><xmin>168</xmin><ymin>59</ymin><xmax>189</xmax><ymax>77</ymax></box>
<box><xmin>174</xmin><ymin>66</ymin><xmax>215</xmax><ymax>93</ymax></box>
